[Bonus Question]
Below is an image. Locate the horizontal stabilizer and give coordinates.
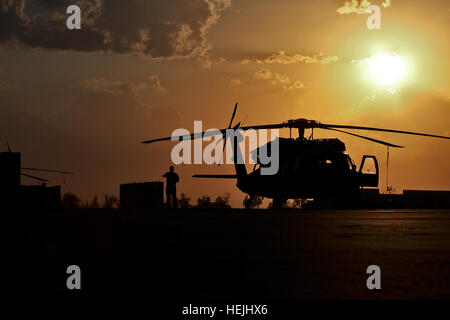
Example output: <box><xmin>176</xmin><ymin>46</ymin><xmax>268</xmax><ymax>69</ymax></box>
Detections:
<box><xmin>193</xmin><ymin>174</ymin><xmax>238</xmax><ymax>179</ymax></box>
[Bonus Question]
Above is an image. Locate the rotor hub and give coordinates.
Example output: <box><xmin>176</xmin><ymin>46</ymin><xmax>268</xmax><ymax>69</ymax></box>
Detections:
<box><xmin>284</xmin><ymin>119</ymin><xmax>320</xmax><ymax>129</ymax></box>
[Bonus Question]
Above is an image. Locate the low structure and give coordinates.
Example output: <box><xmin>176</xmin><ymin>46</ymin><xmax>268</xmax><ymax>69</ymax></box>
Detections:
<box><xmin>306</xmin><ymin>189</ymin><xmax>450</xmax><ymax>209</ymax></box>
<box><xmin>402</xmin><ymin>190</ymin><xmax>450</xmax><ymax>209</ymax></box>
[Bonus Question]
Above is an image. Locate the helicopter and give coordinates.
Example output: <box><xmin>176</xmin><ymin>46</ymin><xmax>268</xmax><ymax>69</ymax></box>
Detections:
<box><xmin>0</xmin><ymin>143</ymin><xmax>73</xmax><ymax>209</ymax></box>
<box><xmin>142</xmin><ymin>103</ymin><xmax>450</xmax><ymax>209</ymax></box>
<box><xmin>0</xmin><ymin>143</ymin><xmax>73</xmax><ymax>187</ymax></box>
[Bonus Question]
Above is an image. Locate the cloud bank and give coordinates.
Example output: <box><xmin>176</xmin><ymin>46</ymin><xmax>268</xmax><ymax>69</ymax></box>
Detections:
<box><xmin>0</xmin><ymin>0</ymin><xmax>231</xmax><ymax>64</ymax></box>
<box><xmin>254</xmin><ymin>69</ymin><xmax>304</xmax><ymax>91</ymax></box>
<box><xmin>242</xmin><ymin>51</ymin><xmax>340</xmax><ymax>65</ymax></box>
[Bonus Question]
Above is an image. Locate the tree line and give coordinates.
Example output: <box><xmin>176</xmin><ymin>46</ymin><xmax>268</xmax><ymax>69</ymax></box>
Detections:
<box><xmin>62</xmin><ymin>192</ymin><xmax>308</xmax><ymax>209</ymax></box>
<box><xmin>62</xmin><ymin>193</ymin><xmax>119</xmax><ymax>209</ymax></box>
<box><xmin>61</xmin><ymin>192</ymin><xmax>233</xmax><ymax>209</ymax></box>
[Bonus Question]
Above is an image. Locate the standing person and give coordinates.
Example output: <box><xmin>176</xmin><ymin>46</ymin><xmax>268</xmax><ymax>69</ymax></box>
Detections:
<box><xmin>162</xmin><ymin>166</ymin><xmax>179</xmax><ymax>208</ymax></box>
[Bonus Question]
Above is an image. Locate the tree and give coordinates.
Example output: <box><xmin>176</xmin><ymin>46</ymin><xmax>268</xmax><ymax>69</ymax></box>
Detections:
<box><xmin>103</xmin><ymin>194</ymin><xmax>119</xmax><ymax>209</ymax></box>
<box><xmin>179</xmin><ymin>193</ymin><xmax>191</xmax><ymax>208</ymax></box>
<box><xmin>196</xmin><ymin>194</ymin><xmax>231</xmax><ymax>208</ymax></box>
<box><xmin>243</xmin><ymin>196</ymin><xmax>263</xmax><ymax>209</ymax></box>
<box><xmin>82</xmin><ymin>195</ymin><xmax>100</xmax><ymax>209</ymax></box>
<box><xmin>91</xmin><ymin>196</ymin><xmax>99</xmax><ymax>208</ymax></box>
<box><xmin>266</xmin><ymin>199</ymin><xmax>288</xmax><ymax>209</ymax></box>
<box><xmin>214</xmin><ymin>193</ymin><xmax>231</xmax><ymax>208</ymax></box>
<box><xmin>62</xmin><ymin>192</ymin><xmax>80</xmax><ymax>209</ymax></box>
<box><xmin>197</xmin><ymin>195</ymin><xmax>211</xmax><ymax>208</ymax></box>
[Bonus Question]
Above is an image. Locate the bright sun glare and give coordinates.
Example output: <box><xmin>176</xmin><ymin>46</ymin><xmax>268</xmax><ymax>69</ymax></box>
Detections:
<box><xmin>367</xmin><ymin>53</ymin><xmax>408</xmax><ymax>88</ymax></box>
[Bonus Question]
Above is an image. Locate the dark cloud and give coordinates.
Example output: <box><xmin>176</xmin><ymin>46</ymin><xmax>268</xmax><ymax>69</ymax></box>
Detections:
<box><xmin>0</xmin><ymin>0</ymin><xmax>231</xmax><ymax>61</ymax></box>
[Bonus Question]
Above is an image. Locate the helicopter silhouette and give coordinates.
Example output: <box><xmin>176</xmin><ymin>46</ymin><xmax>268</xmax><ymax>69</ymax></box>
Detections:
<box><xmin>142</xmin><ymin>103</ymin><xmax>450</xmax><ymax>209</ymax></box>
<box><xmin>1</xmin><ymin>143</ymin><xmax>73</xmax><ymax>185</ymax></box>
<box><xmin>0</xmin><ymin>143</ymin><xmax>73</xmax><ymax>209</ymax></box>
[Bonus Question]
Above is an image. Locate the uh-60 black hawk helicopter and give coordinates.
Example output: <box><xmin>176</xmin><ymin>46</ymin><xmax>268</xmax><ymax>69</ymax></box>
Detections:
<box><xmin>142</xmin><ymin>103</ymin><xmax>450</xmax><ymax>209</ymax></box>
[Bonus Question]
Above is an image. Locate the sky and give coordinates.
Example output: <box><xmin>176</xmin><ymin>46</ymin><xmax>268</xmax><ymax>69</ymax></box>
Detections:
<box><xmin>0</xmin><ymin>0</ymin><xmax>449</xmax><ymax>207</ymax></box>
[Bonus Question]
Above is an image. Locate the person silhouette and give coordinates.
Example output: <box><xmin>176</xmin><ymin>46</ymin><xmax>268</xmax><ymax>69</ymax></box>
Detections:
<box><xmin>162</xmin><ymin>166</ymin><xmax>179</xmax><ymax>208</ymax></box>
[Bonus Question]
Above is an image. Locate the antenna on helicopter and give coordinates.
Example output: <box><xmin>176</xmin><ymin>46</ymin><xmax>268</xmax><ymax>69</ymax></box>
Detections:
<box><xmin>386</xmin><ymin>147</ymin><xmax>390</xmax><ymax>194</ymax></box>
<box><xmin>386</xmin><ymin>146</ymin><xmax>393</xmax><ymax>194</ymax></box>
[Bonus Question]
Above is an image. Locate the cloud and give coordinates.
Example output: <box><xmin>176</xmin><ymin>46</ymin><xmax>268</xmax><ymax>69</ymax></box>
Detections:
<box><xmin>254</xmin><ymin>69</ymin><xmax>272</xmax><ymax>80</ymax></box>
<box><xmin>239</xmin><ymin>51</ymin><xmax>340</xmax><ymax>65</ymax></box>
<box><xmin>264</xmin><ymin>51</ymin><xmax>340</xmax><ymax>64</ymax></box>
<box><xmin>148</xmin><ymin>75</ymin><xmax>166</xmax><ymax>92</ymax></box>
<box><xmin>272</xmin><ymin>73</ymin><xmax>290</xmax><ymax>84</ymax></box>
<box><xmin>254</xmin><ymin>69</ymin><xmax>304</xmax><ymax>91</ymax></box>
<box><xmin>77</xmin><ymin>78</ymin><xmax>128</xmax><ymax>95</ymax></box>
<box><xmin>77</xmin><ymin>75</ymin><xmax>166</xmax><ymax>95</ymax></box>
<box><xmin>229</xmin><ymin>78</ymin><xmax>242</xmax><ymax>86</ymax></box>
<box><xmin>282</xmin><ymin>80</ymin><xmax>304</xmax><ymax>91</ymax></box>
<box><xmin>350</xmin><ymin>51</ymin><xmax>400</xmax><ymax>66</ymax></box>
<box><xmin>336</xmin><ymin>0</ymin><xmax>392</xmax><ymax>14</ymax></box>
<box><xmin>382</xmin><ymin>0</ymin><xmax>392</xmax><ymax>8</ymax></box>
<box><xmin>0</xmin><ymin>0</ymin><xmax>231</xmax><ymax>65</ymax></box>
<box><xmin>337</xmin><ymin>0</ymin><xmax>372</xmax><ymax>14</ymax></box>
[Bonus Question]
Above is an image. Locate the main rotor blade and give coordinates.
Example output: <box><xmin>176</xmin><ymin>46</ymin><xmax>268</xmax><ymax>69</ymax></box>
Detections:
<box><xmin>238</xmin><ymin>123</ymin><xmax>286</xmax><ymax>131</ymax></box>
<box><xmin>228</xmin><ymin>103</ymin><xmax>238</xmax><ymax>129</ymax></box>
<box><xmin>320</xmin><ymin>123</ymin><xmax>450</xmax><ymax>140</ymax></box>
<box><xmin>142</xmin><ymin>129</ymin><xmax>226</xmax><ymax>144</ymax></box>
<box><xmin>141</xmin><ymin>123</ymin><xmax>285</xmax><ymax>144</ymax></box>
<box><xmin>21</xmin><ymin>167</ymin><xmax>73</xmax><ymax>174</ymax></box>
<box><xmin>324</xmin><ymin>127</ymin><xmax>404</xmax><ymax>148</ymax></box>
<box><xmin>21</xmin><ymin>173</ymin><xmax>48</xmax><ymax>182</ymax></box>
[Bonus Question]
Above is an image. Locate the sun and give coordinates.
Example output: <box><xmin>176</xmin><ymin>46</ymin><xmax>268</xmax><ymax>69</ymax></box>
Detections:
<box><xmin>367</xmin><ymin>53</ymin><xmax>408</xmax><ymax>88</ymax></box>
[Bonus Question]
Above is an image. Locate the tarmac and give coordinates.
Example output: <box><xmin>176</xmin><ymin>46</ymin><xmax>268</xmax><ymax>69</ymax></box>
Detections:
<box><xmin>9</xmin><ymin>208</ymin><xmax>450</xmax><ymax>300</ymax></box>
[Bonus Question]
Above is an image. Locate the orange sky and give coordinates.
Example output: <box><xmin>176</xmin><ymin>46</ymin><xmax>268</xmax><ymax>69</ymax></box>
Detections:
<box><xmin>0</xmin><ymin>0</ymin><xmax>449</xmax><ymax>207</ymax></box>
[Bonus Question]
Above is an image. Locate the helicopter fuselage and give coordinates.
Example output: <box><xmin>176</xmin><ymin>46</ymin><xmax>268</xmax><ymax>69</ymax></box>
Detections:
<box><xmin>235</xmin><ymin>138</ymin><xmax>379</xmax><ymax>201</ymax></box>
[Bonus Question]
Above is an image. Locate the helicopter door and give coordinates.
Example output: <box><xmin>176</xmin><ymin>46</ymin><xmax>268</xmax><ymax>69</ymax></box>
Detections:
<box><xmin>359</xmin><ymin>155</ymin><xmax>379</xmax><ymax>187</ymax></box>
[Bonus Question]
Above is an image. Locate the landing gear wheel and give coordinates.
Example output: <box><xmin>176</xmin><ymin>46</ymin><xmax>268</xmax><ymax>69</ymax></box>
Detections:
<box><xmin>244</xmin><ymin>197</ymin><xmax>253</xmax><ymax>209</ymax></box>
<box><xmin>272</xmin><ymin>197</ymin><xmax>284</xmax><ymax>210</ymax></box>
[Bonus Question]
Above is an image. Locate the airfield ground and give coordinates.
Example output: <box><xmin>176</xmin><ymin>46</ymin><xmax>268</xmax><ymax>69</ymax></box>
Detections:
<box><xmin>9</xmin><ymin>208</ymin><xmax>450</xmax><ymax>300</ymax></box>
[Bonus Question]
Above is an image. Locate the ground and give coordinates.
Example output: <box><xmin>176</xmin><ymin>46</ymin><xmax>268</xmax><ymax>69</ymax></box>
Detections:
<box><xmin>9</xmin><ymin>208</ymin><xmax>450</xmax><ymax>300</ymax></box>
